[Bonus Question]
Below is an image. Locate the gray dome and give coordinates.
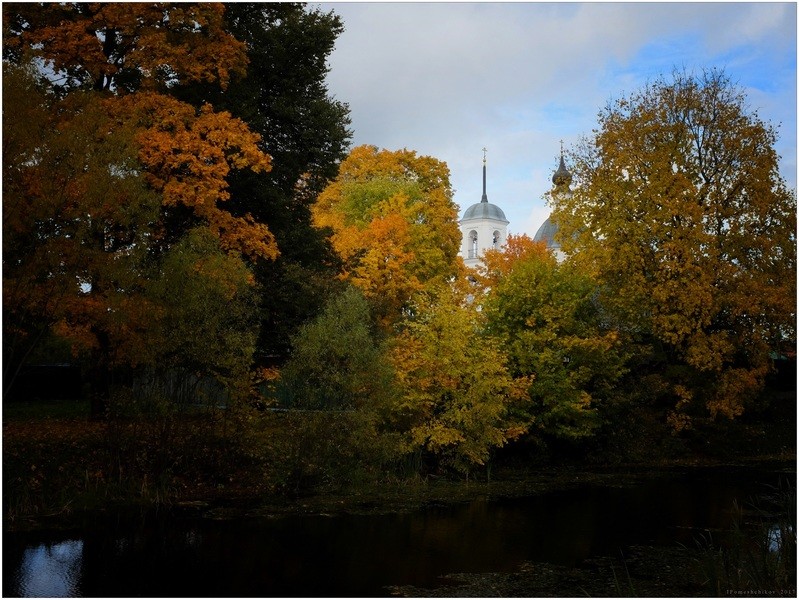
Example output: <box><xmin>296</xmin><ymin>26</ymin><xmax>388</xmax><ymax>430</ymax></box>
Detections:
<box><xmin>533</xmin><ymin>216</ymin><xmax>560</xmax><ymax>248</ymax></box>
<box><xmin>462</xmin><ymin>200</ymin><xmax>508</xmax><ymax>222</ymax></box>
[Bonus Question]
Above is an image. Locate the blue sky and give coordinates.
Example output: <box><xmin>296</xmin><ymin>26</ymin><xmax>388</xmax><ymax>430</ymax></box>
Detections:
<box><xmin>318</xmin><ymin>2</ymin><xmax>797</xmax><ymax>237</ymax></box>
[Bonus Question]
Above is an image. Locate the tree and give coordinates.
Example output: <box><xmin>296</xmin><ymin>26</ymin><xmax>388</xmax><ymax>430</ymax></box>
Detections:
<box><xmin>390</xmin><ymin>285</ymin><xmax>528</xmax><ymax>473</ymax></box>
<box><xmin>169</xmin><ymin>2</ymin><xmax>353</xmax><ymax>363</ymax></box>
<box><xmin>145</xmin><ymin>228</ymin><xmax>260</xmax><ymax>406</ymax></box>
<box><xmin>553</xmin><ymin>69</ymin><xmax>796</xmax><ymax>424</ymax></box>
<box><xmin>3</xmin><ymin>64</ymin><xmax>161</xmax><ymax>397</ymax></box>
<box><xmin>279</xmin><ymin>286</ymin><xmax>395</xmax><ymax>412</ymax></box>
<box><xmin>477</xmin><ymin>233</ymin><xmax>552</xmax><ymax>289</ymax></box>
<box><xmin>482</xmin><ymin>245</ymin><xmax>628</xmax><ymax>442</ymax></box>
<box><xmin>4</xmin><ymin>2</ymin><xmax>278</xmax><ymax>261</ymax></box>
<box><xmin>4</xmin><ymin>3</ymin><xmax>247</xmax><ymax>94</ymax></box>
<box><xmin>3</xmin><ymin>4</ymin><xmax>278</xmax><ymax>410</ymax></box>
<box><xmin>314</xmin><ymin>145</ymin><xmax>462</xmax><ymax>328</ymax></box>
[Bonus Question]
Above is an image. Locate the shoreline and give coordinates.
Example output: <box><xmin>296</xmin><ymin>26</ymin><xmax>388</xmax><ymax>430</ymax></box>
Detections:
<box><xmin>6</xmin><ymin>456</ymin><xmax>794</xmax><ymax>533</ymax></box>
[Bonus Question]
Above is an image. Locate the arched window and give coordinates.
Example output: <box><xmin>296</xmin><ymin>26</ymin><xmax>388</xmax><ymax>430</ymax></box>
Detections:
<box><xmin>493</xmin><ymin>230</ymin><xmax>501</xmax><ymax>248</ymax></box>
<box><xmin>468</xmin><ymin>230</ymin><xmax>478</xmax><ymax>259</ymax></box>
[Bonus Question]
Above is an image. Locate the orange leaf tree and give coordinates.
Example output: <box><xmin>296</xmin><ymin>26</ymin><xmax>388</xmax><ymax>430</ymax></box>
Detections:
<box><xmin>3</xmin><ymin>66</ymin><xmax>162</xmax><ymax>396</ymax></box>
<box><xmin>314</xmin><ymin>145</ymin><xmax>462</xmax><ymax>328</ymax></box>
<box><xmin>4</xmin><ymin>2</ymin><xmax>278</xmax><ymax>262</ymax></box>
<box><xmin>553</xmin><ymin>70</ymin><xmax>796</xmax><ymax>424</ymax></box>
<box><xmin>3</xmin><ymin>4</ymin><xmax>278</xmax><ymax>408</ymax></box>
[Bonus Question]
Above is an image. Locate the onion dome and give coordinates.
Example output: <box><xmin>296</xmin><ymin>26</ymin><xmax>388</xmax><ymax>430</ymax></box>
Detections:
<box><xmin>552</xmin><ymin>154</ymin><xmax>572</xmax><ymax>188</ymax></box>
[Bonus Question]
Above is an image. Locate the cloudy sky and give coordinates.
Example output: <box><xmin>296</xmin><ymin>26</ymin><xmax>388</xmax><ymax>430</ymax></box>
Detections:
<box><xmin>318</xmin><ymin>2</ymin><xmax>797</xmax><ymax>237</ymax></box>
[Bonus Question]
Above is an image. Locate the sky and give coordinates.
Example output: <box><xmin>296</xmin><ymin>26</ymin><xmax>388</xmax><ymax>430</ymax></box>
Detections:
<box><xmin>318</xmin><ymin>2</ymin><xmax>797</xmax><ymax>237</ymax></box>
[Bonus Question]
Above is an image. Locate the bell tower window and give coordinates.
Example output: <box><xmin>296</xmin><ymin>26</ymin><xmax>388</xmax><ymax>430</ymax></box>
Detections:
<box><xmin>468</xmin><ymin>230</ymin><xmax>478</xmax><ymax>258</ymax></box>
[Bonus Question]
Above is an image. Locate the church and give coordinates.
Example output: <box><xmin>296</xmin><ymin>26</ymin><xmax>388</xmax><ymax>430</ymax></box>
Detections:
<box><xmin>458</xmin><ymin>150</ymin><xmax>571</xmax><ymax>267</ymax></box>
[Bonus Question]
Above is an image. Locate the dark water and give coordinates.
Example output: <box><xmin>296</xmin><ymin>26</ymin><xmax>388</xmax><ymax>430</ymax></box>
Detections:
<box><xmin>4</xmin><ymin>466</ymin><xmax>793</xmax><ymax>597</ymax></box>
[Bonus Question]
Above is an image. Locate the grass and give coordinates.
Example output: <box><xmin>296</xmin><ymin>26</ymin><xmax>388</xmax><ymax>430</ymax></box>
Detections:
<box><xmin>694</xmin><ymin>482</ymin><xmax>796</xmax><ymax>596</ymax></box>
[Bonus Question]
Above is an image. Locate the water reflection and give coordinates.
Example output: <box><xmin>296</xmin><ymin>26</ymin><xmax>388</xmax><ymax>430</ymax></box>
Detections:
<box><xmin>17</xmin><ymin>540</ymin><xmax>82</xmax><ymax>598</ymax></box>
<box><xmin>768</xmin><ymin>524</ymin><xmax>794</xmax><ymax>553</ymax></box>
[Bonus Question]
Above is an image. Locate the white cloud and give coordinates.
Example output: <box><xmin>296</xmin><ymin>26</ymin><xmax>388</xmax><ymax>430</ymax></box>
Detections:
<box><xmin>321</xmin><ymin>2</ymin><xmax>797</xmax><ymax>235</ymax></box>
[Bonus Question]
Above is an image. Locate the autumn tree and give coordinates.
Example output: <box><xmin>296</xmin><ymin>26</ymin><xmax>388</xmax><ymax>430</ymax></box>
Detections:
<box><xmin>4</xmin><ymin>2</ymin><xmax>279</xmax><ymax>259</ymax></box>
<box><xmin>481</xmin><ymin>240</ymin><xmax>628</xmax><ymax>442</ymax></box>
<box><xmin>3</xmin><ymin>3</ymin><xmax>247</xmax><ymax>94</ymax></box>
<box><xmin>314</xmin><ymin>145</ymin><xmax>462</xmax><ymax>328</ymax></box>
<box><xmin>3</xmin><ymin>3</ymin><xmax>277</xmax><ymax>409</ymax></box>
<box><xmin>3</xmin><ymin>64</ymin><xmax>161</xmax><ymax>398</ymax></box>
<box><xmin>552</xmin><ymin>69</ymin><xmax>796</xmax><ymax>426</ymax></box>
<box><xmin>390</xmin><ymin>285</ymin><xmax>528</xmax><ymax>474</ymax></box>
<box><xmin>477</xmin><ymin>233</ymin><xmax>552</xmax><ymax>289</ymax></box>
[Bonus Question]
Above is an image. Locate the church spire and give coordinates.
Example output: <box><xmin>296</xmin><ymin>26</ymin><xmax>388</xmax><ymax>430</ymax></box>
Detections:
<box><xmin>481</xmin><ymin>147</ymin><xmax>488</xmax><ymax>203</ymax></box>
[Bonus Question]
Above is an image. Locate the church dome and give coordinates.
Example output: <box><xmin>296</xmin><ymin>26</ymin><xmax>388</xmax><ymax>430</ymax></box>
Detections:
<box><xmin>462</xmin><ymin>200</ymin><xmax>508</xmax><ymax>222</ymax></box>
<box><xmin>461</xmin><ymin>151</ymin><xmax>508</xmax><ymax>223</ymax></box>
<box><xmin>552</xmin><ymin>154</ymin><xmax>572</xmax><ymax>187</ymax></box>
<box><xmin>533</xmin><ymin>216</ymin><xmax>560</xmax><ymax>248</ymax></box>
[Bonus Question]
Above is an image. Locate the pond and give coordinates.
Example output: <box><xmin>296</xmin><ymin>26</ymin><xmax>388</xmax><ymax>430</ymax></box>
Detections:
<box><xmin>3</xmin><ymin>465</ymin><xmax>793</xmax><ymax>597</ymax></box>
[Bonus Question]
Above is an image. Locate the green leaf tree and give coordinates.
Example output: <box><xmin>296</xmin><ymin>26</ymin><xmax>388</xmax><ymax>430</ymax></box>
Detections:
<box><xmin>553</xmin><ymin>69</ymin><xmax>796</xmax><ymax>425</ymax></box>
<box><xmin>482</xmin><ymin>241</ymin><xmax>628</xmax><ymax>442</ymax></box>
<box><xmin>279</xmin><ymin>286</ymin><xmax>395</xmax><ymax>412</ymax></box>
<box><xmin>145</xmin><ymin>228</ymin><xmax>259</xmax><ymax>406</ymax></box>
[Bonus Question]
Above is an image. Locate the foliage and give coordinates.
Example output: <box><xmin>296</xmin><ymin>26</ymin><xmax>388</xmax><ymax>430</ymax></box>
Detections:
<box><xmin>2</xmin><ymin>64</ymin><xmax>162</xmax><ymax>393</ymax></box>
<box><xmin>279</xmin><ymin>286</ymin><xmax>395</xmax><ymax>412</ymax></box>
<box><xmin>553</xmin><ymin>69</ymin><xmax>796</xmax><ymax>424</ymax></box>
<box><xmin>107</xmin><ymin>92</ymin><xmax>276</xmax><ymax>260</ymax></box>
<box><xmin>3</xmin><ymin>4</ymin><xmax>279</xmax><ymax>408</ymax></box>
<box><xmin>4</xmin><ymin>1</ymin><xmax>279</xmax><ymax>256</ymax></box>
<box><xmin>314</xmin><ymin>145</ymin><xmax>463</xmax><ymax>328</ymax></box>
<box><xmin>145</xmin><ymin>228</ymin><xmax>260</xmax><ymax>402</ymax></box>
<box><xmin>482</xmin><ymin>240</ymin><xmax>628</xmax><ymax>441</ymax></box>
<box><xmin>170</xmin><ymin>2</ymin><xmax>353</xmax><ymax>363</ymax></box>
<box><xmin>3</xmin><ymin>3</ymin><xmax>247</xmax><ymax>93</ymax></box>
<box><xmin>390</xmin><ymin>285</ymin><xmax>529</xmax><ymax>473</ymax></box>
<box><xmin>241</xmin><ymin>410</ymin><xmax>393</xmax><ymax>494</ymax></box>
<box><xmin>477</xmin><ymin>233</ymin><xmax>553</xmax><ymax>289</ymax></box>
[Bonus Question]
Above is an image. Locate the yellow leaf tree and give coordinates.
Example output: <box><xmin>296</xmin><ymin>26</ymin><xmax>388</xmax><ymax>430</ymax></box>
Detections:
<box><xmin>390</xmin><ymin>285</ymin><xmax>529</xmax><ymax>473</ymax></box>
<box><xmin>552</xmin><ymin>69</ymin><xmax>796</xmax><ymax>424</ymax></box>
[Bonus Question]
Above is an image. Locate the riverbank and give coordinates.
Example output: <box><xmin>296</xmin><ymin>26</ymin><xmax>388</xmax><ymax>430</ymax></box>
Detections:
<box><xmin>3</xmin><ymin>395</ymin><xmax>795</xmax><ymax>532</ymax></box>
<box><xmin>4</xmin><ymin>397</ymin><xmax>795</xmax><ymax>596</ymax></box>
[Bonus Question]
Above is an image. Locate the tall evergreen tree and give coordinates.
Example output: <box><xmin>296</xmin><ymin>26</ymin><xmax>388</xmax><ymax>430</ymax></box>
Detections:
<box><xmin>172</xmin><ymin>3</ymin><xmax>353</xmax><ymax>364</ymax></box>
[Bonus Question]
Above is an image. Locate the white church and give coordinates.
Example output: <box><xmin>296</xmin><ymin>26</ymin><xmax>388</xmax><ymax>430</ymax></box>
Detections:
<box><xmin>459</xmin><ymin>150</ymin><xmax>571</xmax><ymax>267</ymax></box>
